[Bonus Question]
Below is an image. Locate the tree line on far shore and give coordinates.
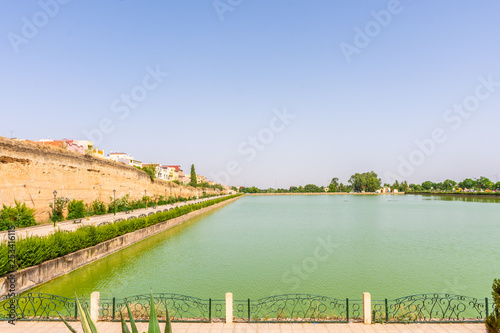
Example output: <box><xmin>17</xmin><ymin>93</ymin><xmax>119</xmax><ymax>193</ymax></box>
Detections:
<box><xmin>239</xmin><ymin>172</ymin><xmax>500</xmax><ymax>194</ymax></box>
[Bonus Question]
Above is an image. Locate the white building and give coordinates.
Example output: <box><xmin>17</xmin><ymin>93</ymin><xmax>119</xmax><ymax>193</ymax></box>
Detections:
<box><xmin>108</xmin><ymin>152</ymin><xmax>142</xmax><ymax>167</ymax></box>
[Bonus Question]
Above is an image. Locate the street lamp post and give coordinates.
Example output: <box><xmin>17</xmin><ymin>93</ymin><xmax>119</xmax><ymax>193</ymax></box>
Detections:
<box><xmin>52</xmin><ymin>190</ymin><xmax>57</xmax><ymax>227</ymax></box>
<box><xmin>144</xmin><ymin>190</ymin><xmax>147</xmax><ymax>210</ymax></box>
<box><xmin>113</xmin><ymin>189</ymin><xmax>116</xmax><ymax>216</ymax></box>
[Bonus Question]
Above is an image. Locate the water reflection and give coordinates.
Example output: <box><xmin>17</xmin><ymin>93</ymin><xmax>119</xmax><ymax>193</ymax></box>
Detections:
<box><xmin>418</xmin><ymin>194</ymin><xmax>500</xmax><ymax>203</ymax></box>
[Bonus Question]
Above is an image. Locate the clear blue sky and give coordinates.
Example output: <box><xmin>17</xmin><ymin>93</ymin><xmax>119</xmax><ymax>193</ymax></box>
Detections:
<box><xmin>2</xmin><ymin>1</ymin><xmax>499</xmax><ymax>188</ymax></box>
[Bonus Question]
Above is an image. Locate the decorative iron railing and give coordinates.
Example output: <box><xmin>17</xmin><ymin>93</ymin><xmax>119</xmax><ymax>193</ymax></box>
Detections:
<box><xmin>0</xmin><ymin>293</ymin><xmax>87</xmax><ymax>321</ymax></box>
<box><xmin>372</xmin><ymin>294</ymin><xmax>491</xmax><ymax>323</ymax></box>
<box><xmin>210</xmin><ymin>299</ymin><xmax>225</xmax><ymax>321</ymax></box>
<box><xmin>100</xmin><ymin>293</ymin><xmax>211</xmax><ymax>322</ymax></box>
<box><xmin>0</xmin><ymin>292</ymin><xmax>492</xmax><ymax>323</ymax></box>
<box><xmin>246</xmin><ymin>294</ymin><xmax>358</xmax><ymax>323</ymax></box>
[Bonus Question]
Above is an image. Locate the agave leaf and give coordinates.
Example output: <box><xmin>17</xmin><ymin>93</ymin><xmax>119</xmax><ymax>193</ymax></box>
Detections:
<box><xmin>120</xmin><ymin>312</ymin><xmax>131</xmax><ymax>333</ymax></box>
<box><xmin>75</xmin><ymin>292</ymin><xmax>94</xmax><ymax>333</ymax></box>
<box><xmin>82</xmin><ymin>299</ymin><xmax>99</xmax><ymax>333</ymax></box>
<box><xmin>56</xmin><ymin>310</ymin><xmax>77</xmax><ymax>333</ymax></box>
<box><xmin>148</xmin><ymin>291</ymin><xmax>161</xmax><ymax>333</ymax></box>
<box><xmin>126</xmin><ymin>302</ymin><xmax>139</xmax><ymax>333</ymax></box>
<box><xmin>164</xmin><ymin>303</ymin><xmax>172</xmax><ymax>333</ymax></box>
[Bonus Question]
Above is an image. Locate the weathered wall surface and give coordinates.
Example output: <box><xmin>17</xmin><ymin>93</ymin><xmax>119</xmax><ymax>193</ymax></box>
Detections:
<box><xmin>0</xmin><ymin>196</ymin><xmax>241</xmax><ymax>298</ymax></box>
<box><xmin>0</xmin><ymin>137</ymin><xmax>218</xmax><ymax>221</ymax></box>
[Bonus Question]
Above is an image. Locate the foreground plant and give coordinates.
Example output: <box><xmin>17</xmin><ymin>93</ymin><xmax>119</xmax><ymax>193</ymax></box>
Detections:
<box><xmin>0</xmin><ymin>200</ymin><xmax>37</xmax><ymax>230</ymax></box>
<box><xmin>486</xmin><ymin>279</ymin><xmax>500</xmax><ymax>333</ymax></box>
<box><xmin>58</xmin><ymin>291</ymin><xmax>172</xmax><ymax>333</ymax></box>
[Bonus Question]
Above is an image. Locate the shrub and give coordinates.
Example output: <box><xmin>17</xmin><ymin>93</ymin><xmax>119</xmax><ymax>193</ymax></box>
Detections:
<box><xmin>67</xmin><ymin>200</ymin><xmax>86</xmax><ymax>220</ymax></box>
<box><xmin>0</xmin><ymin>201</ymin><xmax>37</xmax><ymax>230</ymax></box>
<box><xmin>129</xmin><ymin>197</ymin><xmax>147</xmax><ymax>210</ymax></box>
<box><xmin>88</xmin><ymin>199</ymin><xmax>107</xmax><ymax>216</ymax></box>
<box><xmin>49</xmin><ymin>197</ymin><xmax>70</xmax><ymax>222</ymax></box>
<box><xmin>108</xmin><ymin>194</ymin><xmax>131</xmax><ymax>213</ymax></box>
<box><xmin>140</xmin><ymin>165</ymin><xmax>157</xmax><ymax>181</ymax></box>
<box><xmin>486</xmin><ymin>279</ymin><xmax>500</xmax><ymax>333</ymax></box>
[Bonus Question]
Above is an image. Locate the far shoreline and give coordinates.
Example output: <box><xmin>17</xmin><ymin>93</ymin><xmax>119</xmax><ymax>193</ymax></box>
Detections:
<box><xmin>246</xmin><ymin>192</ymin><xmax>500</xmax><ymax>198</ymax></box>
<box><xmin>247</xmin><ymin>192</ymin><xmax>405</xmax><ymax>196</ymax></box>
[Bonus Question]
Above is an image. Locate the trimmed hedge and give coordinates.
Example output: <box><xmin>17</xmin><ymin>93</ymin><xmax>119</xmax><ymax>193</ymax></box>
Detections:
<box><xmin>0</xmin><ymin>194</ymin><xmax>241</xmax><ymax>276</ymax></box>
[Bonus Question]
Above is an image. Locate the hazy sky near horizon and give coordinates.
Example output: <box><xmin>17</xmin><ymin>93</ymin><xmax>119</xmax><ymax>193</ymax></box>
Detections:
<box><xmin>1</xmin><ymin>1</ymin><xmax>499</xmax><ymax>188</ymax></box>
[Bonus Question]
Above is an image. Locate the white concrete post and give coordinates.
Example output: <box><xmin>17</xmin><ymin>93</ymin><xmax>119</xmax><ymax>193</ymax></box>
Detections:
<box><xmin>90</xmin><ymin>291</ymin><xmax>100</xmax><ymax>323</ymax></box>
<box><xmin>363</xmin><ymin>292</ymin><xmax>371</xmax><ymax>324</ymax></box>
<box><xmin>225</xmin><ymin>292</ymin><xmax>233</xmax><ymax>324</ymax></box>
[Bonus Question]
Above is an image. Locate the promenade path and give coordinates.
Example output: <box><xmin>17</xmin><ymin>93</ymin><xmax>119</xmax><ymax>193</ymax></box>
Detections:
<box><xmin>0</xmin><ymin>195</ymin><xmax>228</xmax><ymax>242</ymax></box>
<box><xmin>0</xmin><ymin>322</ymin><xmax>486</xmax><ymax>332</ymax></box>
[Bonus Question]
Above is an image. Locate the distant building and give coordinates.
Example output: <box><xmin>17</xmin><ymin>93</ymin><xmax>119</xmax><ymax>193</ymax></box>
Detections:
<box><xmin>37</xmin><ymin>139</ymin><xmax>103</xmax><ymax>156</ymax></box>
<box><xmin>196</xmin><ymin>174</ymin><xmax>207</xmax><ymax>184</ymax></box>
<box><xmin>180</xmin><ymin>170</ymin><xmax>190</xmax><ymax>184</ymax></box>
<box><xmin>223</xmin><ymin>185</ymin><xmax>235</xmax><ymax>194</ymax></box>
<box><xmin>73</xmin><ymin>140</ymin><xmax>95</xmax><ymax>152</ymax></box>
<box><xmin>142</xmin><ymin>163</ymin><xmax>165</xmax><ymax>180</ymax></box>
<box><xmin>164</xmin><ymin>165</ymin><xmax>181</xmax><ymax>181</ymax></box>
<box><xmin>178</xmin><ymin>169</ymin><xmax>186</xmax><ymax>183</ymax></box>
<box><xmin>108</xmin><ymin>152</ymin><xmax>142</xmax><ymax>167</ymax></box>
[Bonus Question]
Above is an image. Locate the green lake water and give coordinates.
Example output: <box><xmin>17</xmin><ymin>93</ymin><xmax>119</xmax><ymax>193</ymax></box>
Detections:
<box><xmin>30</xmin><ymin>195</ymin><xmax>500</xmax><ymax>301</ymax></box>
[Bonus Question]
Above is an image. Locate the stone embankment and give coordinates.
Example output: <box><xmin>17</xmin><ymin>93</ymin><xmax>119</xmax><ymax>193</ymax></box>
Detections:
<box><xmin>0</xmin><ymin>195</ymin><xmax>241</xmax><ymax>298</ymax></box>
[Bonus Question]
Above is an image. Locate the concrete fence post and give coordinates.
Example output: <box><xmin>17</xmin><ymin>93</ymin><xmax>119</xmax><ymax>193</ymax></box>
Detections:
<box><xmin>225</xmin><ymin>292</ymin><xmax>233</xmax><ymax>324</ymax></box>
<box><xmin>363</xmin><ymin>292</ymin><xmax>371</xmax><ymax>324</ymax></box>
<box><xmin>90</xmin><ymin>291</ymin><xmax>100</xmax><ymax>323</ymax></box>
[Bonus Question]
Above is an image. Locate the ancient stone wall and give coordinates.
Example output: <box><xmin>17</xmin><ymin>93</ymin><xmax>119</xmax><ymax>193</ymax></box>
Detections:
<box><xmin>0</xmin><ymin>137</ymin><xmax>218</xmax><ymax>221</ymax></box>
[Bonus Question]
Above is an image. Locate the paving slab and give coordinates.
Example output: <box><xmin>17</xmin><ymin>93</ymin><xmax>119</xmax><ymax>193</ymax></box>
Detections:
<box><xmin>0</xmin><ymin>322</ymin><xmax>486</xmax><ymax>333</ymax></box>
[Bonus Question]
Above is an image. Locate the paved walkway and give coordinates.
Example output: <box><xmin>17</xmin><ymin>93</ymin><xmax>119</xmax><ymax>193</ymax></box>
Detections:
<box><xmin>0</xmin><ymin>195</ymin><xmax>228</xmax><ymax>242</ymax></box>
<box><xmin>0</xmin><ymin>322</ymin><xmax>487</xmax><ymax>332</ymax></box>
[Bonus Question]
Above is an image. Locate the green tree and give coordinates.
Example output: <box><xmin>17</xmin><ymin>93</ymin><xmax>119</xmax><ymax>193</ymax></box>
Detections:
<box><xmin>477</xmin><ymin>176</ymin><xmax>494</xmax><ymax>190</ymax></box>
<box><xmin>141</xmin><ymin>165</ymin><xmax>157</xmax><ymax>181</ymax></box>
<box><xmin>339</xmin><ymin>183</ymin><xmax>351</xmax><ymax>192</ymax></box>
<box><xmin>459</xmin><ymin>178</ymin><xmax>476</xmax><ymax>190</ymax></box>
<box><xmin>399</xmin><ymin>180</ymin><xmax>408</xmax><ymax>192</ymax></box>
<box><xmin>442</xmin><ymin>179</ymin><xmax>457</xmax><ymax>191</ymax></box>
<box><xmin>486</xmin><ymin>279</ymin><xmax>500</xmax><ymax>333</ymax></box>
<box><xmin>421</xmin><ymin>181</ymin><xmax>433</xmax><ymax>191</ymax></box>
<box><xmin>328</xmin><ymin>178</ymin><xmax>340</xmax><ymax>192</ymax></box>
<box><xmin>49</xmin><ymin>197</ymin><xmax>70</xmax><ymax>222</ymax></box>
<box><xmin>304</xmin><ymin>184</ymin><xmax>322</xmax><ymax>192</ymax></box>
<box><xmin>190</xmin><ymin>164</ymin><xmax>197</xmax><ymax>187</ymax></box>
<box><xmin>348</xmin><ymin>171</ymin><xmax>381</xmax><ymax>192</ymax></box>
<box><xmin>239</xmin><ymin>186</ymin><xmax>259</xmax><ymax>193</ymax></box>
<box><xmin>365</xmin><ymin>176</ymin><xmax>380</xmax><ymax>192</ymax></box>
<box><xmin>391</xmin><ymin>180</ymin><xmax>400</xmax><ymax>191</ymax></box>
